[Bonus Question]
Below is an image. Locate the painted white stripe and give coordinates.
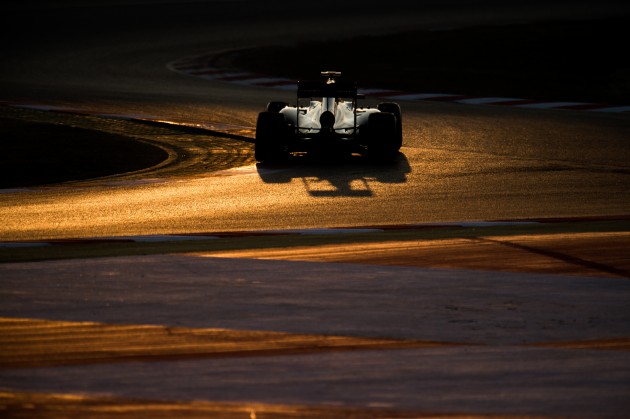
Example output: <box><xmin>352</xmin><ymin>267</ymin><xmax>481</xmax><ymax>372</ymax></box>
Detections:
<box><xmin>384</xmin><ymin>93</ymin><xmax>462</xmax><ymax>100</ymax></box>
<box><xmin>515</xmin><ymin>101</ymin><xmax>589</xmax><ymax>109</ymax></box>
<box><xmin>232</xmin><ymin>77</ymin><xmax>294</xmax><ymax>85</ymax></box>
<box><xmin>166</xmin><ymin>54</ymin><xmax>630</xmax><ymax>113</ymax></box>
<box><xmin>171</xmin><ymin>64</ymin><xmax>208</xmax><ymax>71</ymax></box>
<box><xmin>456</xmin><ymin>97</ymin><xmax>525</xmax><ymax>105</ymax></box>
<box><xmin>272</xmin><ymin>84</ymin><xmax>298</xmax><ymax>91</ymax></box>
<box><xmin>193</xmin><ymin>71</ymin><xmax>253</xmax><ymax>80</ymax></box>
<box><xmin>213</xmin><ymin>72</ymin><xmax>258</xmax><ymax>79</ymax></box>
<box><xmin>592</xmin><ymin>106</ymin><xmax>630</xmax><ymax>113</ymax></box>
<box><xmin>14</xmin><ymin>104</ymin><xmax>77</xmax><ymax>112</ymax></box>
<box><xmin>185</xmin><ymin>69</ymin><xmax>223</xmax><ymax>76</ymax></box>
<box><xmin>388</xmin><ymin>93</ymin><xmax>442</xmax><ymax>100</ymax></box>
<box><xmin>254</xmin><ymin>82</ymin><xmax>296</xmax><ymax>89</ymax></box>
<box><xmin>358</xmin><ymin>88</ymin><xmax>396</xmax><ymax>95</ymax></box>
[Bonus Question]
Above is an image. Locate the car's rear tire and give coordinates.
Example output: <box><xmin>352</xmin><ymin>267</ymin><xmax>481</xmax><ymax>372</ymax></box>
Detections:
<box><xmin>366</xmin><ymin>112</ymin><xmax>398</xmax><ymax>162</ymax></box>
<box><xmin>377</xmin><ymin>102</ymin><xmax>402</xmax><ymax>149</ymax></box>
<box><xmin>266</xmin><ymin>101</ymin><xmax>289</xmax><ymax>113</ymax></box>
<box><xmin>255</xmin><ymin>112</ymin><xmax>289</xmax><ymax>163</ymax></box>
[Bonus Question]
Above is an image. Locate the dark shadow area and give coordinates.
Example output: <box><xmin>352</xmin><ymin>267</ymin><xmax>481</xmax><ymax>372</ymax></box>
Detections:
<box><xmin>228</xmin><ymin>16</ymin><xmax>630</xmax><ymax>105</ymax></box>
<box><xmin>0</xmin><ymin>118</ymin><xmax>168</xmax><ymax>188</ymax></box>
<box><xmin>256</xmin><ymin>152</ymin><xmax>411</xmax><ymax>197</ymax></box>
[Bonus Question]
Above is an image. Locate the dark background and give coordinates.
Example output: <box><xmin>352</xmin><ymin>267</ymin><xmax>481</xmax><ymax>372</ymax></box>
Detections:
<box><xmin>3</xmin><ymin>1</ymin><xmax>629</xmax><ymax>105</ymax></box>
<box><xmin>229</xmin><ymin>17</ymin><xmax>630</xmax><ymax>104</ymax></box>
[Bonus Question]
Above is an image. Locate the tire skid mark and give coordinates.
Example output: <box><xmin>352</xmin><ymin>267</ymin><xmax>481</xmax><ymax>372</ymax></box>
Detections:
<box><xmin>196</xmin><ymin>231</ymin><xmax>630</xmax><ymax>280</ymax></box>
<box><xmin>2</xmin><ymin>317</ymin><xmax>628</xmax><ymax>373</ymax></box>
<box><xmin>468</xmin><ymin>236</ymin><xmax>630</xmax><ymax>279</ymax></box>
<box><xmin>0</xmin><ymin>318</ymin><xmax>460</xmax><ymax>368</ymax></box>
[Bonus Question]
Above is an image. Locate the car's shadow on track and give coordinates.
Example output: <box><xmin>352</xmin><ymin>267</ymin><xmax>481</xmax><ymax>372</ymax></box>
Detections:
<box><xmin>256</xmin><ymin>152</ymin><xmax>411</xmax><ymax>197</ymax></box>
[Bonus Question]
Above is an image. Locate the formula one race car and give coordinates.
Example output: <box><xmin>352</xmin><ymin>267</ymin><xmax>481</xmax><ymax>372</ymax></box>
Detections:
<box><xmin>255</xmin><ymin>71</ymin><xmax>402</xmax><ymax>163</ymax></box>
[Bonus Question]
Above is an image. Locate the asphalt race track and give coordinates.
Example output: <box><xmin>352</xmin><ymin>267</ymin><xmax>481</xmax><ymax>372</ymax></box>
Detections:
<box><xmin>1</xmin><ymin>1</ymin><xmax>630</xmax><ymax>239</ymax></box>
<box><xmin>1</xmin><ymin>1</ymin><xmax>630</xmax><ymax>418</ymax></box>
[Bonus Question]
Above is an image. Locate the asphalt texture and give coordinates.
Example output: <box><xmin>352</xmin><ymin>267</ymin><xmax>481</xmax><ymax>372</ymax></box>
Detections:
<box><xmin>1</xmin><ymin>1</ymin><xmax>630</xmax><ymax>418</ymax></box>
<box><xmin>1</xmin><ymin>253</ymin><xmax>630</xmax><ymax>418</ymax></box>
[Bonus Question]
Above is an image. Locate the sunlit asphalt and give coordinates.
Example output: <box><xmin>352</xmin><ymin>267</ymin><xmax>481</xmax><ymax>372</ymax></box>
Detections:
<box><xmin>1</xmin><ymin>2</ymin><xmax>629</xmax><ymax>240</ymax></box>
<box><xmin>2</xmin><ymin>254</ymin><xmax>630</xmax><ymax>418</ymax></box>
<box><xmin>1</xmin><ymin>2</ymin><xmax>630</xmax><ymax>418</ymax></box>
<box><xmin>1</xmin><ymin>103</ymin><xmax>629</xmax><ymax>241</ymax></box>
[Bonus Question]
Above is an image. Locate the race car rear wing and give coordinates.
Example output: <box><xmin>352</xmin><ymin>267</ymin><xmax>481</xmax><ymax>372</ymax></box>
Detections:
<box><xmin>297</xmin><ymin>80</ymin><xmax>358</xmax><ymax>99</ymax></box>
